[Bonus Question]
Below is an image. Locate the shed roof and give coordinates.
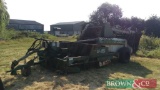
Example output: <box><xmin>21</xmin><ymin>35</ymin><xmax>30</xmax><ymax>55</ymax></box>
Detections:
<box><xmin>51</xmin><ymin>21</ymin><xmax>85</xmax><ymax>25</ymax></box>
<box><xmin>9</xmin><ymin>19</ymin><xmax>43</xmax><ymax>25</ymax></box>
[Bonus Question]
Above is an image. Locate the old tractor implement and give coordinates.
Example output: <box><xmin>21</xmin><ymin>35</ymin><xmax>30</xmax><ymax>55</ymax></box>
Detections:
<box><xmin>7</xmin><ymin>22</ymin><xmax>141</xmax><ymax>77</ymax></box>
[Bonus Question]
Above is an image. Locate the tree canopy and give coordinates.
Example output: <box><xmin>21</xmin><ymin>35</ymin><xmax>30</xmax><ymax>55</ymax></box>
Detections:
<box><xmin>0</xmin><ymin>0</ymin><xmax>10</xmax><ymax>34</ymax></box>
<box><xmin>89</xmin><ymin>2</ymin><xmax>146</xmax><ymax>32</ymax></box>
<box><xmin>121</xmin><ymin>17</ymin><xmax>145</xmax><ymax>31</ymax></box>
<box><xmin>89</xmin><ymin>2</ymin><xmax>122</xmax><ymax>26</ymax></box>
<box><xmin>145</xmin><ymin>15</ymin><xmax>160</xmax><ymax>37</ymax></box>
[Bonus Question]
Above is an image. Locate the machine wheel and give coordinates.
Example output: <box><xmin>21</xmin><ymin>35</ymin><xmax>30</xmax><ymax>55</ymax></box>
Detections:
<box><xmin>21</xmin><ymin>66</ymin><xmax>31</xmax><ymax>77</ymax></box>
<box><xmin>0</xmin><ymin>78</ymin><xmax>4</xmax><ymax>90</ymax></box>
<box><xmin>118</xmin><ymin>47</ymin><xmax>131</xmax><ymax>63</ymax></box>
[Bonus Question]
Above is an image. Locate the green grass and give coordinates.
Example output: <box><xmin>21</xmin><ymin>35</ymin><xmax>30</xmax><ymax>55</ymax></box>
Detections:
<box><xmin>0</xmin><ymin>37</ymin><xmax>160</xmax><ymax>90</ymax></box>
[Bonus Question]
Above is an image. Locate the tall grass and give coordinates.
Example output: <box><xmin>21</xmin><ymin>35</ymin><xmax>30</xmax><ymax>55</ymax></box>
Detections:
<box><xmin>0</xmin><ymin>29</ymin><xmax>16</xmax><ymax>40</ymax></box>
<box><xmin>0</xmin><ymin>29</ymin><xmax>56</xmax><ymax>40</ymax></box>
<box><xmin>136</xmin><ymin>35</ymin><xmax>160</xmax><ymax>58</ymax></box>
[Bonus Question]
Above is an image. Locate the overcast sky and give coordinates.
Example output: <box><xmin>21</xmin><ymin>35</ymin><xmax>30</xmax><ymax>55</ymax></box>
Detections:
<box><xmin>5</xmin><ymin>0</ymin><xmax>160</xmax><ymax>30</ymax></box>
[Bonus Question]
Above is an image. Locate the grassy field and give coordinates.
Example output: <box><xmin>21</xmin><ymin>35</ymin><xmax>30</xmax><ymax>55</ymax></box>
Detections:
<box><xmin>0</xmin><ymin>37</ymin><xmax>160</xmax><ymax>90</ymax></box>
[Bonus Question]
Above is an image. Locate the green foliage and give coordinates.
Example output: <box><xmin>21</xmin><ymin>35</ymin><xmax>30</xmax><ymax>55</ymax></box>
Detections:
<box><xmin>137</xmin><ymin>35</ymin><xmax>160</xmax><ymax>58</ymax></box>
<box><xmin>139</xmin><ymin>35</ymin><xmax>160</xmax><ymax>50</ymax></box>
<box><xmin>89</xmin><ymin>2</ymin><xmax>122</xmax><ymax>26</ymax></box>
<box><xmin>11</xmin><ymin>31</ymin><xmax>43</xmax><ymax>39</ymax></box>
<box><xmin>0</xmin><ymin>0</ymin><xmax>10</xmax><ymax>35</ymax></box>
<box><xmin>0</xmin><ymin>28</ymin><xmax>16</xmax><ymax>40</ymax></box>
<box><xmin>0</xmin><ymin>28</ymin><xmax>56</xmax><ymax>40</ymax></box>
<box><xmin>89</xmin><ymin>2</ymin><xmax>145</xmax><ymax>32</ymax></box>
<box><xmin>137</xmin><ymin>47</ymin><xmax>160</xmax><ymax>58</ymax></box>
<box><xmin>118</xmin><ymin>17</ymin><xmax>145</xmax><ymax>31</ymax></box>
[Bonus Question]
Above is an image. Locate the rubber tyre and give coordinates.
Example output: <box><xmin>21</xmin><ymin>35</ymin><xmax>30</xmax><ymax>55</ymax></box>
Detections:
<box><xmin>21</xmin><ymin>66</ymin><xmax>31</xmax><ymax>77</ymax></box>
<box><xmin>118</xmin><ymin>47</ymin><xmax>131</xmax><ymax>63</ymax></box>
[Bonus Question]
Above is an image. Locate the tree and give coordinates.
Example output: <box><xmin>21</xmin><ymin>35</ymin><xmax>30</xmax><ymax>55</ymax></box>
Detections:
<box><xmin>118</xmin><ymin>17</ymin><xmax>145</xmax><ymax>31</ymax></box>
<box><xmin>0</xmin><ymin>0</ymin><xmax>10</xmax><ymax>35</ymax></box>
<box><xmin>89</xmin><ymin>2</ymin><xmax>122</xmax><ymax>26</ymax></box>
<box><xmin>89</xmin><ymin>2</ymin><xmax>145</xmax><ymax>32</ymax></box>
<box><xmin>118</xmin><ymin>17</ymin><xmax>131</xmax><ymax>29</ymax></box>
<box><xmin>130</xmin><ymin>16</ymin><xmax>145</xmax><ymax>31</ymax></box>
<box><xmin>145</xmin><ymin>15</ymin><xmax>160</xmax><ymax>37</ymax></box>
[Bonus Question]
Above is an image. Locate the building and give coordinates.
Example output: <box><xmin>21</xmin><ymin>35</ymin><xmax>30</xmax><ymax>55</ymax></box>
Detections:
<box><xmin>7</xmin><ymin>19</ymin><xmax>44</xmax><ymax>34</ymax></box>
<box><xmin>50</xmin><ymin>21</ymin><xmax>86</xmax><ymax>36</ymax></box>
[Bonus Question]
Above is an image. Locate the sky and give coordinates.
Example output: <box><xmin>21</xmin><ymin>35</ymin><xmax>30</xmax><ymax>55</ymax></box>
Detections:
<box><xmin>5</xmin><ymin>0</ymin><xmax>160</xmax><ymax>30</ymax></box>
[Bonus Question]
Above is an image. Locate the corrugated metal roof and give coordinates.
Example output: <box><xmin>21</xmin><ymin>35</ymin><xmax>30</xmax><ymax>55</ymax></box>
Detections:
<box><xmin>9</xmin><ymin>19</ymin><xmax>43</xmax><ymax>25</ymax></box>
<box><xmin>51</xmin><ymin>21</ymin><xmax>85</xmax><ymax>25</ymax></box>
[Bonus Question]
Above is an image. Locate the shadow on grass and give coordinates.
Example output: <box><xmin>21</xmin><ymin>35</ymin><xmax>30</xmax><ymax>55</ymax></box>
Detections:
<box><xmin>3</xmin><ymin>59</ymin><xmax>152</xmax><ymax>90</ymax></box>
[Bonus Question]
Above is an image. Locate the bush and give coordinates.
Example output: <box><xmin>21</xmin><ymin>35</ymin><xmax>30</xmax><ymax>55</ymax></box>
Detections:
<box><xmin>0</xmin><ymin>29</ymin><xmax>17</xmax><ymax>40</ymax></box>
<box><xmin>139</xmin><ymin>35</ymin><xmax>160</xmax><ymax>50</ymax></box>
<box><xmin>137</xmin><ymin>35</ymin><xmax>160</xmax><ymax>58</ymax></box>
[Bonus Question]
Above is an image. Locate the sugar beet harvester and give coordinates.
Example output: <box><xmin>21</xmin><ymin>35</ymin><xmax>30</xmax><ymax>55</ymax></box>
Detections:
<box><xmin>7</xmin><ymin>22</ymin><xmax>141</xmax><ymax>77</ymax></box>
